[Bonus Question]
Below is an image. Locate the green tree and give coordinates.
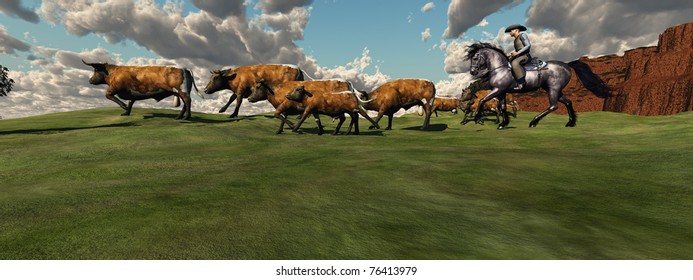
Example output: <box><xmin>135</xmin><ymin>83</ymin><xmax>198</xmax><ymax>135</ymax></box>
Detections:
<box><xmin>1</xmin><ymin>65</ymin><xmax>14</xmax><ymax>96</ymax></box>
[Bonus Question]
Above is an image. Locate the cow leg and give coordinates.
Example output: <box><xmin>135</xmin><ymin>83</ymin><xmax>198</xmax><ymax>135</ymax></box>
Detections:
<box><xmin>334</xmin><ymin>115</ymin><xmax>346</xmax><ymax>135</ymax></box>
<box><xmin>386</xmin><ymin>113</ymin><xmax>394</xmax><ymax>130</ymax></box>
<box><xmin>421</xmin><ymin>103</ymin><xmax>433</xmax><ymax>130</ymax></box>
<box><xmin>105</xmin><ymin>90</ymin><xmax>128</xmax><ymax>111</ymax></box>
<box><xmin>350</xmin><ymin>112</ymin><xmax>360</xmax><ymax>135</ymax></box>
<box><xmin>292</xmin><ymin>110</ymin><xmax>313</xmax><ymax>133</ymax></box>
<box><xmin>177</xmin><ymin>92</ymin><xmax>192</xmax><ymax>120</ymax></box>
<box><xmin>228</xmin><ymin>94</ymin><xmax>243</xmax><ymax>118</ymax></box>
<box><xmin>274</xmin><ymin>112</ymin><xmax>296</xmax><ymax>133</ymax></box>
<box><xmin>219</xmin><ymin>93</ymin><xmax>236</xmax><ymax>113</ymax></box>
<box><xmin>313</xmin><ymin>112</ymin><xmax>325</xmax><ymax>135</ymax></box>
<box><xmin>369</xmin><ymin>111</ymin><xmax>386</xmax><ymax>130</ymax></box>
<box><xmin>358</xmin><ymin>107</ymin><xmax>379</xmax><ymax>130</ymax></box>
<box><xmin>122</xmin><ymin>100</ymin><xmax>135</xmax><ymax>116</ymax></box>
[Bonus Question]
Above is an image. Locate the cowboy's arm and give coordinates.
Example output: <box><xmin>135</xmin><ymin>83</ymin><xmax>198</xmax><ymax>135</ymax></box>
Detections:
<box><xmin>516</xmin><ymin>33</ymin><xmax>531</xmax><ymax>56</ymax></box>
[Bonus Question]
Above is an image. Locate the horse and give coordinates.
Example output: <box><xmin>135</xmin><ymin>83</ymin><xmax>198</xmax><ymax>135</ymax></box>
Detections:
<box><xmin>466</xmin><ymin>42</ymin><xmax>576</xmax><ymax>129</ymax></box>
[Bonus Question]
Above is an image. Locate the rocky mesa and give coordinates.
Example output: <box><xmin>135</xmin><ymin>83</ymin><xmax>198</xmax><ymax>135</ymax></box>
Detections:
<box><xmin>495</xmin><ymin>22</ymin><xmax>693</xmax><ymax>116</ymax></box>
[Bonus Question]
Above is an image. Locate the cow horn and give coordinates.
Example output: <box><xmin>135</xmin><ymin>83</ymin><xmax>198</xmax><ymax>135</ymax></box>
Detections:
<box><xmin>82</xmin><ymin>59</ymin><xmax>94</xmax><ymax>66</ymax></box>
<box><xmin>353</xmin><ymin>91</ymin><xmax>375</xmax><ymax>104</ymax></box>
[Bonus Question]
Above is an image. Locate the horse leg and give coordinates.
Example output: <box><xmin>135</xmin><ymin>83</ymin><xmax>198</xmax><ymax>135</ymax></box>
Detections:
<box><xmin>529</xmin><ymin>90</ymin><xmax>559</xmax><ymax>128</ymax></box>
<box><xmin>559</xmin><ymin>95</ymin><xmax>577</xmax><ymax>127</ymax></box>
<box><xmin>496</xmin><ymin>93</ymin><xmax>510</xmax><ymax>129</ymax></box>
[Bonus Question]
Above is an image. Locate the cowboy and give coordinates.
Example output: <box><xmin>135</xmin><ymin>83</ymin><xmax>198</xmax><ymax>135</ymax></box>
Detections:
<box><xmin>505</xmin><ymin>24</ymin><xmax>532</xmax><ymax>90</ymax></box>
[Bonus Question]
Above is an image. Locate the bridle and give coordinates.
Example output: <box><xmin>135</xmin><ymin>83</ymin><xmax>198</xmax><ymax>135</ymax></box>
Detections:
<box><xmin>470</xmin><ymin>52</ymin><xmax>506</xmax><ymax>77</ymax></box>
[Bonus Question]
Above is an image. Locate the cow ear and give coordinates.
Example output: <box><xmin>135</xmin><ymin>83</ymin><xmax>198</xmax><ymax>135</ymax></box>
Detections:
<box><xmin>304</xmin><ymin>90</ymin><xmax>313</xmax><ymax>97</ymax></box>
<box><xmin>227</xmin><ymin>73</ymin><xmax>237</xmax><ymax>80</ymax></box>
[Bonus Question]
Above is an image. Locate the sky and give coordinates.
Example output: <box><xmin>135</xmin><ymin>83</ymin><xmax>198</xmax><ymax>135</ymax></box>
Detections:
<box><xmin>1</xmin><ymin>0</ymin><xmax>692</xmax><ymax>119</ymax></box>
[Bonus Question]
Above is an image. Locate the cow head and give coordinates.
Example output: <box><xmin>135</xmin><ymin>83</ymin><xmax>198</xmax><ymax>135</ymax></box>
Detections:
<box><xmin>247</xmin><ymin>79</ymin><xmax>275</xmax><ymax>102</ymax></box>
<box><xmin>285</xmin><ymin>85</ymin><xmax>310</xmax><ymax>102</ymax></box>
<box><xmin>82</xmin><ymin>60</ymin><xmax>109</xmax><ymax>85</ymax></box>
<box><xmin>204</xmin><ymin>69</ymin><xmax>236</xmax><ymax>94</ymax></box>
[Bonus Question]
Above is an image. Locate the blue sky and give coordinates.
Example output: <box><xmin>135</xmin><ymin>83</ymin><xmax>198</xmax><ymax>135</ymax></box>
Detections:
<box><xmin>1</xmin><ymin>0</ymin><xmax>691</xmax><ymax>119</ymax></box>
<box><xmin>1</xmin><ymin>0</ymin><xmax>530</xmax><ymax>81</ymax></box>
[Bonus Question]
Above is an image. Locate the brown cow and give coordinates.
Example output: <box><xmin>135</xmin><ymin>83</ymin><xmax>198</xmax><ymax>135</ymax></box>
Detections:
<box><xmin>362</xmin><ymin>79</ymin><xmax>436</xmax><ymax>130</ymax></box>
<box><xmin>203</xmin><ymin>64</ymin><xmax>303</xmax><ymax>118</ymax></box>
<box><xmin>82</xmin><ymin>60</ymin><xmax>200</xmax><ymax>120</ymax></box>
<box><xmin>246</xmin><ymin>79</ymin><xmax>367</xmax><ymax>134</ymax></box>
<box><xmin>430</xmin><ymin>97</ymin><xmax>463</xmax><ymax>117</ymax></box>
<box><xmin>461</xmin><ymin>90</ymin><xmax>519</xmax><ymax>125</ymax></box>
<box><xmin>285</xmin><ymin>86</ymin><xmax>379</xmax><ymax>135</ymax></box>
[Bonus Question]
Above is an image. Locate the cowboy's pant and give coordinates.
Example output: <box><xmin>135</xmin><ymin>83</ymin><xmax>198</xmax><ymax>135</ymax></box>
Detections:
<box><xmin>511</xmin><ymin>55</ymin><xmax>529</xmax><ymax>80</ymax></box>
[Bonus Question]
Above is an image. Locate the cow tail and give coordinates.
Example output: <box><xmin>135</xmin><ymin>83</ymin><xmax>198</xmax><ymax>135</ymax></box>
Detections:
<box><xmin>299</xmin><ymin>69</ymin><xmax>315</xmax><ymax>81</ymax></box>
<box><xmin>295</xmin><ymin>67</ymin><xmax>305</xmax><ymax>81</ymax></box>
<box><xmin>184</xmin><ymin>68</ymin><xmax>203</xmax><ymax>99</ymax></box>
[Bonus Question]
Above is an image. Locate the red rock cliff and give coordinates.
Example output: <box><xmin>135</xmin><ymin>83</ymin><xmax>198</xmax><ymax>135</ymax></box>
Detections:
<box><xmin>513</xmin><ymin>22</ymin><xmax>693</xmax><ymax>115</ymax></box>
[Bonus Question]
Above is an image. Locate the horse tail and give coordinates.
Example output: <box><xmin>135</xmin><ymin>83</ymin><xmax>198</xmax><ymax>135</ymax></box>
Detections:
<box><xmin>566</xmin><ymin>60</ymin><xmax>611</xmax><ymax>98</ymax></box>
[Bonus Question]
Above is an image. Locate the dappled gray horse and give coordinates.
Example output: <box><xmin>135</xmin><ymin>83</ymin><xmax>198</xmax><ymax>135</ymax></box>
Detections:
<box><xmin>466</xmin><ymin>42</ymin><xmax>576</xmax><ymax>129</ymax></box>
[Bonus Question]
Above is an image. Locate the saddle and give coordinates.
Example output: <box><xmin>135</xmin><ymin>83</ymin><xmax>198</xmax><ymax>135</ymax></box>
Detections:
<box><xmin>508</xmin><ymin>57</ymin><xmax>548</xmax><ymax>71</ymax></box>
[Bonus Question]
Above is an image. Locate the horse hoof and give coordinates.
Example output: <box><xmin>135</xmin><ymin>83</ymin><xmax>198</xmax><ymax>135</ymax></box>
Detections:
<box><xmin>228</xmin><ymin>114</ymin><xmax>238</xmax><ymax>119</ymax></box>
<box><xmin>565</xmin><ymin>122</ymin><xmax>576</xmax><ymax>127</ymax></box>
<box><xmin>529</xmin><ymin>123</ymin><xmax>537</xmax><ymax>128</ymax></box>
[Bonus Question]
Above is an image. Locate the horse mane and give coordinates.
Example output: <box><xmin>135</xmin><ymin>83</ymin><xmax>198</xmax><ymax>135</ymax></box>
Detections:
<box><xmin>465</xmin><ymin>42</ymin><xmax>505</xmax><ymax>60</ymax></box>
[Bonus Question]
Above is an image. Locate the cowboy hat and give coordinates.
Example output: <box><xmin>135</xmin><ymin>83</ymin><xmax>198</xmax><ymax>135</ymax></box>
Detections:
<box><xmin>504</xmin><ymin>24</ymin><xmax>527</xmax><ymax>33</ymax></box>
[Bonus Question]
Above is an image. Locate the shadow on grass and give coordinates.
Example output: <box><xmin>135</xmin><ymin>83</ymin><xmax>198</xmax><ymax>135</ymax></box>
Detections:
<box><xmin>402</xmin><ymin>123</ymin><xmax>448</xmax><ymax>132</ymax></box>
<box><xmin>289</xmin><ymin>126</ymin><xmax>385</xmax><ymax>136</ymax></box>
<box><xmin>142</xmin><ymin>113</ymin><xmax>255</xmax><ymax>123</ymax></box>
<box><xmin>0</xmin><ymin>122</ymin><xmax>139</xmax><ymax>135</ymax></box>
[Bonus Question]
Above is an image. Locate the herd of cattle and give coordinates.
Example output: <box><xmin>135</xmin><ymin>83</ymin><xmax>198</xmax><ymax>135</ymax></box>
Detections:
<box><xmin>81</xmin><ymin>61</ymin><xmax>517</xmax><ymax>135</ymax></box>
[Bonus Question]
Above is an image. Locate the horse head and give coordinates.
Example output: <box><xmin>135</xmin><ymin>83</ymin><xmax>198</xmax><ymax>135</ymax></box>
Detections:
<box><xmin>466</xmin><ymin>42</ymin><xmax>507</xmax><ymax>78</ymax></box>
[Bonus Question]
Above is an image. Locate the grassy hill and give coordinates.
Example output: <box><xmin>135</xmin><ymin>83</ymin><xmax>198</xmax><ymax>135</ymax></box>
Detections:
<box><xmin>0</xmin><ymin>107</ymin><xmax>691</xmax><ymax>259</ymax></box>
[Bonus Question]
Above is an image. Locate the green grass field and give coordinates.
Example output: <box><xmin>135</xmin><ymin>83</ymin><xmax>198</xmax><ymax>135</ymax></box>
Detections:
<box><xmin>0</xmin><ymin>107</ymin><xmax>691</xmax><ymax>259</ymax></box>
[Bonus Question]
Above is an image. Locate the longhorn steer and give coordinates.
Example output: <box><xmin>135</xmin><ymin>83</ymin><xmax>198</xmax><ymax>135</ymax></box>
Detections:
<box><xmin>431</xmin><ymin>97</ymin><xmax>463</xmax><ymax>117</ymax></box>
<box><xmin>82</xmin><ymin>60</ymin><xmax>200</xmax><ymax>120</ymax></box>
<box><xmin>362</xmin><ymin>79</ymin><xmax>436</xmax><ymax>130</ymax></box>
<box><xmin>246</xmin><ymin>79</ymin><xmax>370</xmax><ymax>134</ymax></box>
<box><xmin>284</xmin><ymin>86</ymin><xmax>379</xmax><ymax>135</ymax></box>
<box><xmin>203</xmin><ymin>64</ymin><xmax>304</xmax><ymax>118</ymax></box>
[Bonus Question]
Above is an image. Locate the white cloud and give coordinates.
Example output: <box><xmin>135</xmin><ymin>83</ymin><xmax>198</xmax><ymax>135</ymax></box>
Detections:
<box><xmin>421</xmin><ymin>2</ymin><xmax>435</xmax><ymax>13</ymax></box>
<box><xmin>0</xmin><ymin>0</ymin><xmax>40</xmax><ymax>23</ymax></box>
<box><xmin>443</xmin><ymin>0</ymin><xmax>519</xmax><ymax>38</ymax></box>
<box><xmin>477</xmin><ymin>19</ymin><xmax>488</xmax><ymax>27</ymax></box>
<box><xmin>435</xmin><ymin>73</ymin><xmax>475</xmax><ymax>98</ymax></box>
<box><xmin>421</xmin><ymin>28</ymin><xmax>432</xmax><ymax>42</ymax></box>
<box><xmin>0</xmin><ymin>25</ymin><xmax>31</xmax><ymax>55</ymax></box>
<box><xmin>443</xmin><ymin>40</ymin><xmax>472</xmax><ymax>73</ymax></box>
<box><xmin>443</xmin><ymin>0</ymin><xmax>693</xmax><ymax>61</ymax></box>
<box><xmin>37</xmin><ymin>0</ymin><xmax>312</xmax><ymax>67</ymax></box>
<box><xmin>305</xmin><ymin>48</ymin><xmax>390</xmax><ymax>92</ymax></box>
